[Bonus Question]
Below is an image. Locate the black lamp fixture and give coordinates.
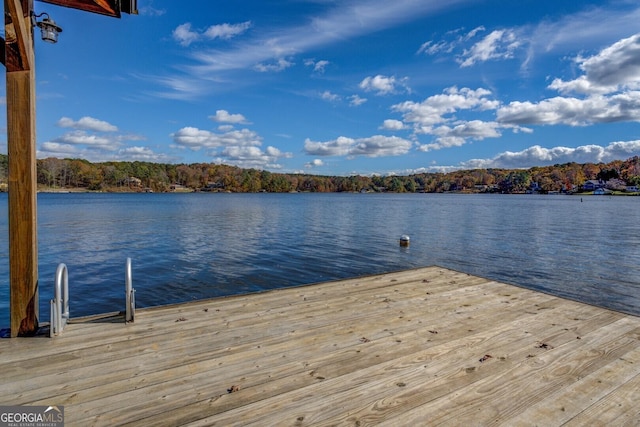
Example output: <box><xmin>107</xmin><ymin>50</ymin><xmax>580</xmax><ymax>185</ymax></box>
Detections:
<box><xmin>32</xmin><ymin>12</ymin><xmax>63</xmax><ymax>43</ymax></box>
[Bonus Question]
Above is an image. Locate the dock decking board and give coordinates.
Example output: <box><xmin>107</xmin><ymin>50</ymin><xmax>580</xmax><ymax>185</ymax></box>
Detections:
<box><xmin>1</xmin><ymin>266</ymin><xmax>639</xmax><ymax>426</ymax></box>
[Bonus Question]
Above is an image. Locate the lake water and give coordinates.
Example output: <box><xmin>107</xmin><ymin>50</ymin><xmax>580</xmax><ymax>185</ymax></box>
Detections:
<box><xmin>1</xmin><ymin>192</ymin><xmax>639</xmax><ymax>327</ymax></box>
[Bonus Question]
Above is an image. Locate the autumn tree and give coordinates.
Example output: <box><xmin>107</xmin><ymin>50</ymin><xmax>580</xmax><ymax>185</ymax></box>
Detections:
<box><xmin>0</xmin><ymin>154</ymin><xmax>8</xmax><ymax>183</ymax></box>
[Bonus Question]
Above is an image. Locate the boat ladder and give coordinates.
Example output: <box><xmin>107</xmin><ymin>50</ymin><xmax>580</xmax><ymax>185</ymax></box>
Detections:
<box><xmin>49</xmin><ymin>263</ymin><xmax>70</xmax><ymax>337</ymax></box>
<box><xmin>125</xmin><ymin>257</ymin><xmax>135</xmax><ymax>323</ymax></box>
<box><xmin>49</xmin><ymin>258</ymin><xmax>136</xmax><ymax>337</ymax></box>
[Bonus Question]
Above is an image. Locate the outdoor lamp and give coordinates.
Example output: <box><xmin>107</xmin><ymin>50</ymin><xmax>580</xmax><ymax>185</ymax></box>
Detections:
<box><xmin>33</xmin><ymin>12</ymin><xmax>63</xmax><ymax>43</ymax></box>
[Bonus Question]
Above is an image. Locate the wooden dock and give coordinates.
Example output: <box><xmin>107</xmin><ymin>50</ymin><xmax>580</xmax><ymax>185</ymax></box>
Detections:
<box><xmin>1</xmin><ymin>266</ymin><xmax>639</xmax><ymax>426</ymax></box>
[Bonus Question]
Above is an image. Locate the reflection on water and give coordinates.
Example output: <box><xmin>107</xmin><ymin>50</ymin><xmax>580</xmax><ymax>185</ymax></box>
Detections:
<box><xmin>0</xmin><ymin>192</ymin><xmax>639</xmax><ymax>326</ymax></box>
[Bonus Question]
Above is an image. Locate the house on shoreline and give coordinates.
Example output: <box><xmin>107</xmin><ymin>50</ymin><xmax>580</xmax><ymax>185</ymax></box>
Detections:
<box><xmin>124</xmin><ymin>176</ymin><xmax>142</xmax><ymax>189</ymax></box>
<box><xmin>582</xmin><ymin>178</ymin><xmax>638</xmax><ymax>193</ymax></box>
<box><xmin>582</xmin><ymin>180</ymin><xmax>604</xmax><ymax>191</ymax></box>
<box><xmin>169</xmin><ymin>183</ymin><xmax>192</xmax><ymax>192</ymax></box>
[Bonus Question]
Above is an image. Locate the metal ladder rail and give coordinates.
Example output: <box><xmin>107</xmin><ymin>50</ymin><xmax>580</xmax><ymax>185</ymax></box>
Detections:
<box><xmin>49</xmin><ymin>258</ymin><xmax>134</xmax><ymax>336</ymax></box>
<box><xmin>50</xmin><ymin>263</ymin><xmax>69</xmax><ymax>337</ymax></box>
<box><xmin>125</xmin><ymin>257</ymin><xmax>135</xmax><ymax>323</ymax></box>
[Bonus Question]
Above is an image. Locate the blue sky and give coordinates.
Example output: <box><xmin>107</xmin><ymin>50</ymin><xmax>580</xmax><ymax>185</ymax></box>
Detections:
<box><xmin>4</xmin><ymin>0</ymin><xmax>640</xmax><ymax>175</ymax></box>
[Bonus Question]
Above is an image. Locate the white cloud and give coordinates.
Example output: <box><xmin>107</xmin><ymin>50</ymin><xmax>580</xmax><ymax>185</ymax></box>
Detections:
<box><xmin>391</xmin><ymin>31</ymin><xmax>640</xmax><ymax>154</ymax></box>
<box><xmin>418</xmin><ymin>26</ymin><xmax>485</xmax><ymax>56</ymax></box>
<box><xmin>305</xmin><ymin>59</ymin><xmax>330</xmax><ymax>73</ymax></box>
<box><xmin>381</xmin><ymin>119</ymin><xmax>405</xmax><ymax>130</ymax></box>
<box><xmin>548</xmin><ymin>33</ymin><xmax>640</xmax><ymax>95</ymax></box>
<box><xmin>524</xmin><ymin>5</ymin><xmax>640</xmax><ymax>70</ymax></box>
<box><xmin>173</xmin><ymin>23</ymin><xmax>199</xmax><ymax>47</ymax></box>
<box><xmin>173</xmin><ymin>21</ymin><xmax>251</xmax><ymax>47</ymax></box>
<box><xmin>459</xmin><ymin>29</ymin><xmax>520</xmax><ymax>67</ymax></box>
<box><xmin>254</xmin><ymin>58</ymin><xmax>294</xmax><ymax>72</ymax></box>
<box><xmin>547</xmin><ymin>76</ymin><xmax>601</xmax><ymax>96</ymax></box>
<box><xmin>117</xmin><ymin>146</ymin><xmax>173</xmax><ymax>162</ymax></box>
<box><xmin>204</xmin><ymin>22</ymin><xmax>252</xmax><ymax>40</ymax></box>
<box><xmin>53</xmin><ymin>130</ymin><xmax>120</xmax><ymax>151</ymax></box>
<box><xmin>389</xmin><ymin>87</ymin><xmax>530</xmax><ymax>151</ymax></box>
<box><xmin>446</xmin><ymin>120</ymin><xmax>502</xmax><ymax>139</ymax></box>
<box><xmin>304</xmin><ymin>135</ymin><xmax>412</xmax><ymax>158</ymax></box>
<box><xmin>418</xmin><ymin>25</ymin><xmax>523</xmax><ymax>68</ymax></box>
<box><xmin>303</xmin><ymin>136</ymin><xmax>354</xmax><ymax>157</ymax></box>
<box><xmin>39</xmin><ymin>142</ymin><xmax>79</xmax><ymax>156</ymax></box>
<box><xmin>172</xmin><ymin>127</ymin><xmax>262</xmax><ymax>150</ymax></box>
<box><xmin>216</xmin><ymin>145</ymin><xmax>292</xmax><ymax>169</ymax></box>
<box><xmin>320</xmin><ymin>91</ymin><xmax>340</xmax><ymax>102</ymax></box>
<box><xmin>144</xmin><ymin>75</ymin><xmax>216</xmax><ymax>101</ymax></box>
<box><xmin>392</xmin><ymin>86</ymin><xmax>499</xmax><ymax>127</ymax></box>
<box><xmin>38</xmin><ymin>139</ymin><xmax>171</xmax><ymax>163</ymax></box>
<box><xmin>139</xmin><ymin>1</ymin><xmax>165</xmax><ymax>17</ymax></box>
<box><xmin>305</xmin><ymin>159</ymin><xmax>325</xmax><ymax>168</ymax></box>
<box><xmin>40</xmin><ymin>116</ymin><xmax>157</xmax><ymax>162</ymax></box>
<box><xmin>349</xmin><ymin>95</ymin><xmax>367</xmax><ymax>106</ymax></box>
<box><xmin>493</xmin><ymin>33</ymin><xmax>640</xmax><ymax>128</ymax></box>
<box><xmin>461</xmin><ymin>140</ymin><xmax>640</xmax><ymax>169</ymax></box>
<box><xmin>464</xmin><ymin>26</ymin><xmax>486</xmax><ymax>40</ymax></box>
<box><xmin>57</xmin><ymin>116</ymin><xmax>118</xmax><ymax>132</ymax></box>
<box><xmin>403</xmin><ymin>165</ymin><xmax>463</xmax><ymax>175</ymax></box>
<box><xmin>417</xmin><ymin>136</ymin><xmax>466</xmax><ymax>152</ymax></box>
<box><xmin>420</xmin><ymin>5</ymin><xmax>640</xmax><ymax>73</ymax></box>
<box><xmin>314</xmin><ymin>60</ymin><xmax>330</xmax><ymax>73</ymax></box>
<box><xmin>351</xmin><ymin>136</ymin><xmax>413</xmax><ymax>157</ymax></box>
<box><xmin>417</xmin><ymin>40</ymin><xmax>453</xmax><ymax>56</ymax></box>
<box><xmin>359</xmin><ymin>75</ymin><xmax>409</xmax><ymax>95</ymax></box>
<box><xmin>497</xmin><ymin>92</ymin><xmax>640</xmax><ymax>126</ymax></box>
<box><xmin>172</xmin><ymin>124</ymin><xmax>291</xmax><ymax>169</ymax></box>
<box><xmin>159</xmin><ymin>1</ymin><xmax>469</xmax><ymax>97</ymax></box>
<box><xmin>210</xmin><ymin>110</ymin><xmax>250</xmax><ymax>124</ymax></box>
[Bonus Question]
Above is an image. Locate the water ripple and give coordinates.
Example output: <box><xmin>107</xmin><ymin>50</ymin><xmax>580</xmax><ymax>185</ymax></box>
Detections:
<box><xmin>0</xmin><ymin>192</ymin><xmax>639</xmax><ymax>325</ymax></box>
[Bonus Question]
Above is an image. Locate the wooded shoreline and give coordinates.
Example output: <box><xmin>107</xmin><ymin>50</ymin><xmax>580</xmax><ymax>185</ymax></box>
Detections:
<box><xmin>1</xmin><ymin>154</ymin><xmax>639</xmax><ymax>194</ymax></box>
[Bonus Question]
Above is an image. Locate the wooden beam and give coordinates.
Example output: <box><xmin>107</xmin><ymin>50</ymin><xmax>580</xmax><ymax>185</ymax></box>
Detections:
<box><xmin>5</xmin><ymin>0</ymin><xmax>38</xmax><ymax>337</ymax></box>
<box><xmin>0</xmin><ymin>37</ymin><xmax>5</xmax><ymax>66</ymax></box>
<box><xmin>38</xmin><ymin>0</ymin><xmax>120</xmax><ymax>17</ymax></box>
<box><xmin>4</xmin><ymin>0</ymin><xmax>33</xmax><ymax>72</ymax></box>
<box><xmin>6</xmin><ymin>0</ymin><xmax>32</xmax><ymax>69</ymax></box>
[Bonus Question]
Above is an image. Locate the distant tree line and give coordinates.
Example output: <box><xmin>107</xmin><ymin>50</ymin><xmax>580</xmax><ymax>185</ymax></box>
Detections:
<box><xmin>0</xmin><ymin>154</ymin><xmax>639</xmax><ymax>194</ymax></box>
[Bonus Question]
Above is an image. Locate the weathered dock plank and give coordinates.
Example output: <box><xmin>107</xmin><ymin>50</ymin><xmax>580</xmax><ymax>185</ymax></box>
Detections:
<box><xmin>1</xmin><ymin>266</ymin><xmax>638</xmax><ymax>426</ymax></box>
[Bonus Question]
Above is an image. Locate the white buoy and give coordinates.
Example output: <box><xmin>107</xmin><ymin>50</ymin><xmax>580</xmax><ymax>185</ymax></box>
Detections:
<box><xmin>399</xmin><ymin>235</ymin><xmax>410</xmax><ymax>247</ymax></box>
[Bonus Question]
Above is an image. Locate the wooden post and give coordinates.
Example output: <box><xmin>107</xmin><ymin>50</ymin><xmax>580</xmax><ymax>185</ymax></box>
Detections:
<box><xmin>5</xmin><ymin>0</ymin><xmax>38</xmax><ymax>337</ymax></box>
<box><xmin>2</xmin><ymin>0</ymin><xmax>134</xmax><ymax>337</ymax></box>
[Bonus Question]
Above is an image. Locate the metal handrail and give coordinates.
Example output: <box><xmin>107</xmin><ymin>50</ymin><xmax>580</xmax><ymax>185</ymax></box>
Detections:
<box><xmin>50</xmin><ymin>263</ymin><xmax>69</xmax><ymax>337</ymax></box>
<box><xmin>125</xmin><ymin>257</ymin><xmax>135</xmax><ymax>323</ymax></box>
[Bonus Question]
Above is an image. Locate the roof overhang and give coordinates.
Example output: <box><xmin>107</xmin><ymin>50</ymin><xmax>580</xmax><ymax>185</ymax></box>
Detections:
<box><xmin>37</xmin><ymin>0</ymin><xmax>137</xmax><ymax>18</ymax></box>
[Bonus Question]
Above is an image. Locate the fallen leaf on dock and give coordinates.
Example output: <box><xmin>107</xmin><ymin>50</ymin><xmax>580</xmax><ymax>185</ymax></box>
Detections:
<box><xmin>227</xmin><ymin>385</ymin><xmax>240</xmax><ymax>393</ymax></box>
<box><xmin>479</xmin><ymin>354</ymin><xmax>492</xmax><ymax>362</ymax></box>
